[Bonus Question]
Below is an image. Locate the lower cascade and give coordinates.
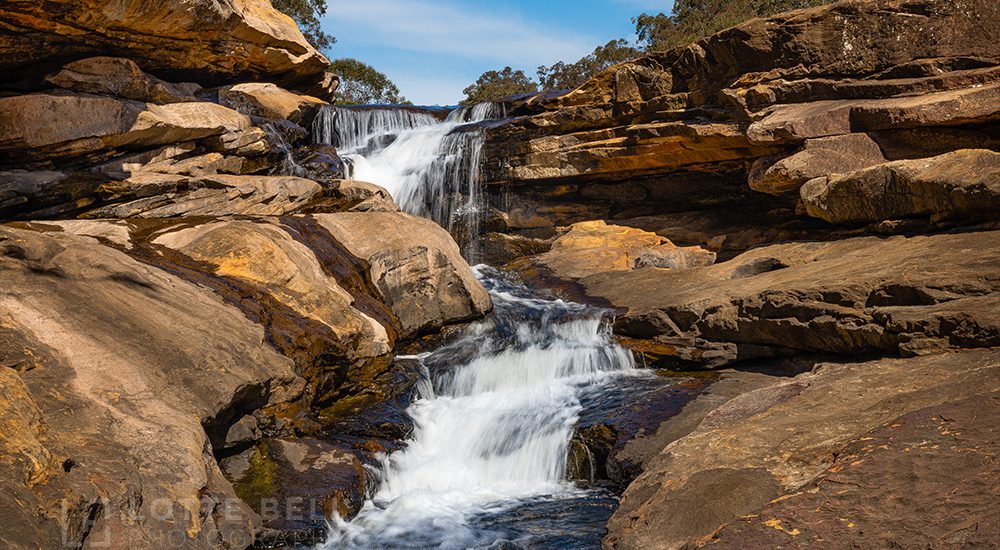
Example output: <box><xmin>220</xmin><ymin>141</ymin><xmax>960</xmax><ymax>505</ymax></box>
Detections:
<box><xmin>320</xmin><ymin>268</ymin><xmax>636</xmax><ymax>548</ymax></box>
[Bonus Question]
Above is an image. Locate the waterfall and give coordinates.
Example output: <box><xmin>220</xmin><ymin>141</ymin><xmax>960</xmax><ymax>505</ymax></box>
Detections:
<box><xmin>312</xmin><ymin>107</ymin><xmax>440</xmax><ymax>153</ymax></box>
<box><xmin>312</xmin><ymin>103</ymin><xmax>505</xmax><ymax>258</ymax></box>
<box><xmin>321</xmin><ymin>268</ymin><xmax>636</xmax><ymax>549</ymax></box>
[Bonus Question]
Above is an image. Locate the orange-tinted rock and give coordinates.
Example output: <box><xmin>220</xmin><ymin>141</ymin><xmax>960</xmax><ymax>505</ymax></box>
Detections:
<box><xmin>515</xmin><ymin>220</ymin><xmax>716</xmax><ymax>281</ymax></box>
<box><xmin>0</xmin><ymin>0</ymin><xmax>334</xmax><ymax>98</ymax></box>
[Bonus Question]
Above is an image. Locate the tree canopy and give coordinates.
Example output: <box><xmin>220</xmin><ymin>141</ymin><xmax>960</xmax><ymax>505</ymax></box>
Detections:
<box><xmin>272</xmin><ymin>0</ymin><xmax>336</xmax><ymax>51</ymax></box>
<box><xmin>461</xmin><ymin>41</ymin><xmax>642</xmax><ymax>104</ymax></box>
<box><xmin>329</xmin><ymin>58</ymin><xmax>409</xmax><ymax>105</ymax></box>
<box><xmin>536</xmin><ymin>39</ymin><xmax>640</xmax><ymax>91</ymax></box>
<box><xmin>461</xmin><ymin>67</ymin><xmax>538</xmax><ymax>105</ymax></box>
<box><xmin>635</xmin><ymin>0</ymin><xmax>833</xmax><ymax>51</ymax></box>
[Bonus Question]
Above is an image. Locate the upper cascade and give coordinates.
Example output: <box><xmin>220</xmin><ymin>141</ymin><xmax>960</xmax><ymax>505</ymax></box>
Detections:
<box><xmin>312</xmin><ymin>102</ymin><xmax>507</xmax><ymax>258</ymax></box>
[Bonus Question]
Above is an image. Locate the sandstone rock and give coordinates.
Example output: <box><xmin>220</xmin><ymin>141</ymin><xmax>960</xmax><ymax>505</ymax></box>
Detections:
<box><xmin>800</xmin><ymin>149</ymin><xmax>1000</xmax><ymax>224</ymax></box>
<box><xmin>314</xmin><ymin>212</ymin><xmax>493</xmax><ymax>338</ymax></box>
<box><xmin>749</xmin><ymin>133</ymin><xmax>887</xmax><ymax>195</ymax></box>
<box><xmin>551</xmin><ymin>0</ymin><xmax>1000</xmax><ymax>113</ymax></box>
<box><xmin>486</xmin><ymin>120</ymin><xmax>782</xmax><ymax>182</ymax></box>
<box><xmin>605</xmin><ymin>350</ymin><xmax>1000</xmax><ymax>550</ymax></box>
<box><xmin>152</xmin><ymin>220</ymin><xmax>391</xmax><ymax>359</ymax></box>
<box><xmin>0</xmin><ymin>0</ymin><xmax>333</xmax><ymax>98</ymax></box>
<box><xmin>483</xmin><ymin>0</ymin><xmax>1000</xmax><ymax>246</ymax></box>
<box><xmin>0</xmin><ymin>225</ymin><xmax>303</xmax><ymax>549</ymax></box>
<box><xmin>746</xmin><ymin>83</ymin><xmax>1000</xmax><ymax>144</ymax></box>
<box><xmin>565</xmin><ymin>231</ymin><xmax>1000</xmax><ymax>369</ymax></box>
<box><xmin>47</xmin><ymin>219</ymin><xmax>134</xmax><ymax>249</ymax></box>
<box><xmin>45</xmin><ymin>57</ymin><xmax>200</xmax><ymax>104</ymax></box>
<box><xmin>0</xmin><ymin>93</ymin><xmax>263</xmax><ymax>165</ymax></box>
<box><xmin>219</xmin><ymin>83</ymin><xmax>326</xmax><ymax>125</ymax></box>
<box><xmin>88</xmin><ymin>173</ymin><xmax>326</xmax><ymax>218</ymax></box>
<box><xmin>701</xmin><ymin>389</ymin><xmax>1000</xmax><ymax>549</ymax></box>
<box><xmin>331</xmin><ymin>180</ymin><xmax>400</xmax><ymax>213</ymax></box>
<box><xmin>137</xmin><ymin>152</ymin><xmax>248</xmax><ymax>177</ymax></box>
<box><xmin>516</xmin><ymin>220</ymin><xmax>716</xmax><ymax>281</ymax></box>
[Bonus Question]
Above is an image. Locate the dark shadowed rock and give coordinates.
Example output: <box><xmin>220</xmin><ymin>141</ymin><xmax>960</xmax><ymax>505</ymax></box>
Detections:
<box><xmin>227</xmin><ymin>438</ymin><xmax>366</xmax><ymax>544</ymax></box>
<box><xmin>46</xmin><ymin>57</ymin><xmax>201</xmax><ymax>104</ymax></box>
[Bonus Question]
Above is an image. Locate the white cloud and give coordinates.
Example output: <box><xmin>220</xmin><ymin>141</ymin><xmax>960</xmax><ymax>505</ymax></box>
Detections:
<box><xmin>325</xmin><ymin>0</ymin><xmax>597</xmax><ymax>67</ymax></box>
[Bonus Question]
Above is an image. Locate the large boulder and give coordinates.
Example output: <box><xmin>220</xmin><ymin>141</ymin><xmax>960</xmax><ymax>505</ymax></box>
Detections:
<box><xmin>800</xmin><ymin>149</ymin><xmax>1000</xmax><ymax>224</ymax></box>
<box><xmin>0</xmin><ymin>225</ymin><xmax>302</xmax><ymax>549</ymax></box>
<box><xmin>514</xmin><ymin>220</ymin><xmax>716</xmax><ymax>281</ymax></box>
<box><xmin>0</xmin><ymin>0</ymin><xmax>334</xmax><ymax>98</ymax></box>
<box><xmin>314</xmin><ymin>212</ymin><xmax>493</xmax><ymax>338</ymax></box>
<box><xmin>0</xmin><ymin>211</ymin><xmax>491</xmax><ymax>548</ymax></box>
<box><xmin>219</xmin><ymin>83</ymin><xmax>326</xmax><ymax>125</ymax></box>
<box><xmin>151</xmin><ymin>220</ymin><xmax>391</xmax><ymax>359</ymax></box>
<box><xmin>745</xmin><ymin>83</ymin><xmax>1000</xmax><ymax>144</ymax></box>
<box><xmin>748</xmin><ymin>133</ymin><xmax>887</xmax><ymax>195</ymax></box>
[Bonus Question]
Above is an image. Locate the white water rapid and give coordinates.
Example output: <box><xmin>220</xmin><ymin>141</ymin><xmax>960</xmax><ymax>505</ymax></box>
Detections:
<box><xmin>313</xmin><ymin>103</ymin><xmax>640</xmax><ymax>548</ymax></box>
<box><xmin>312</xmin><ymin>104</ymin><xmax>504</xmax><ymax>243</ymax></box>
<box><xmin>320</xmin><ymin>269</ymin><xmax>636</xmax><ymax>548</ymax></box>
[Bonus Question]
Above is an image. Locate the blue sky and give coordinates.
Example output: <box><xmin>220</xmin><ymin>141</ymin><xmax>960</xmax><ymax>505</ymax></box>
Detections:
<box><xmin>320</xmin><ymin>0</ymin><xmax>672</xmax><ymax>105</ymax></box>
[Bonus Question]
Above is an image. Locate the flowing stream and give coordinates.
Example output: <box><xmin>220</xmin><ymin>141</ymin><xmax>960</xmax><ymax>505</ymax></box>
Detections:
<box><xmin>314</xmin><ymin>104</ymin><xmax>650</xmax><ymax>548</ymax></box>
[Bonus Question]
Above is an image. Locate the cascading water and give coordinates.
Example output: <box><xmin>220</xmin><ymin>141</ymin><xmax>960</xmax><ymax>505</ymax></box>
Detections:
<box><xmin>321</xmin><ymin>268</ymin><xmax>637</xmax><ymax>549</ymax></box>
<box><xmin>311</xmin><ymin>102</ymin><xmax>658</xmax><ymax>548</ymax></box>
<box><xmin>312</xmin><ymin>103</ymin><xmax>505</xmax><ymax>258</ymax></box>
